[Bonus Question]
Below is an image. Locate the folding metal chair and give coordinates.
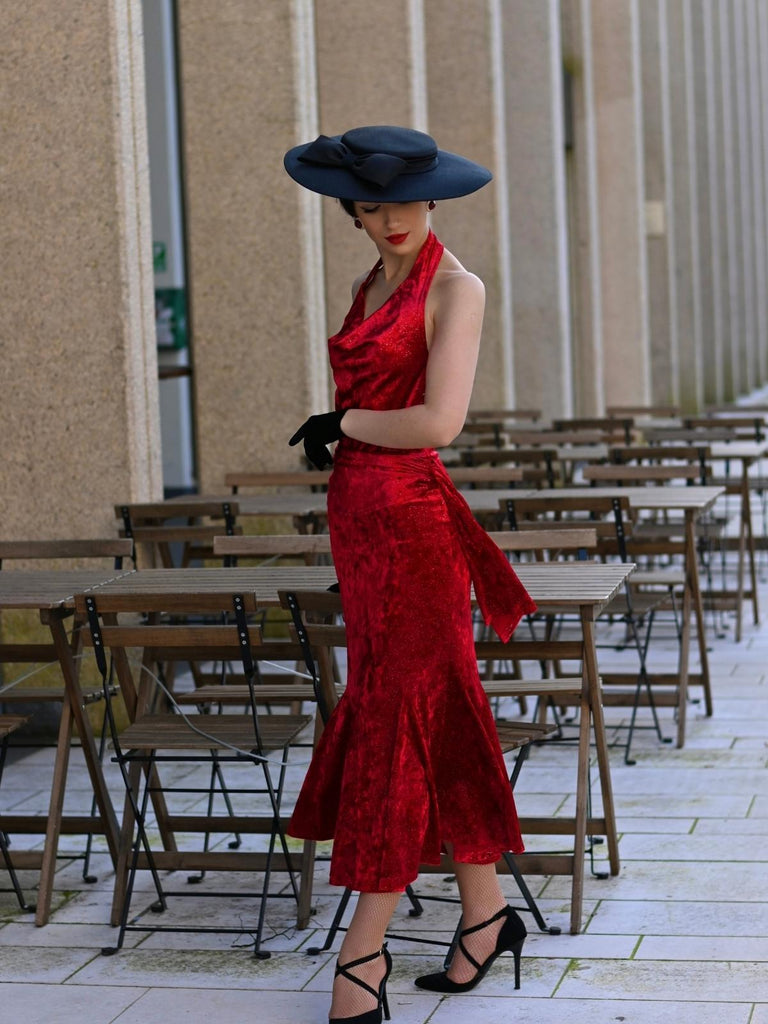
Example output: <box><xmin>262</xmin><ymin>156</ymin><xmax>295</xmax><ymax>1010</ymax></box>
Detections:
<box><xmin>503</xmin><ymin>494</ymin><xmax>673</xmax><ymax>763</ymax></box>
<box><xmin>79</xmin><ymin>587</ymin><xmax>312</xmax><ymax>958</ymax></box>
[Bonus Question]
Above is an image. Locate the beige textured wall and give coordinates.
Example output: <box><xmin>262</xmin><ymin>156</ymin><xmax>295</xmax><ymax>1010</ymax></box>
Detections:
<box><xmin>503</xmin><ymin>0</ymin><xmax>572</xmax><ymax>420</ymax></box>
<box><xmin>0</xmin><ymin>0</ymin><xmax>160</xmax><ymax>539</ymax></box>
<box><xmin>426</xmin><ymin>0</ymin><xmax>511</xmax><ymax>409</ymax></box>
<box><xmin>177</xmin><ymin>1</ymin><xmax>318</xmax><ymax>487</ymax></box>
<box><xmin>591</xmin><ymin>0</ymin><xmax>651</xmax><ymax>409</ymax></box>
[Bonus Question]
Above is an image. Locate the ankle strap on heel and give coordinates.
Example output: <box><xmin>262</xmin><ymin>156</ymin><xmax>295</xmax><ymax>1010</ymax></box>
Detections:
<box><xmin>459</xmin><ymin>905</ymin><xmax>508</xmax><ymax>938</ymax></box>
<box><xmin>334</xmin><ymin>945</ymin><xmax>388</xmax><ymax>999</ymax></box>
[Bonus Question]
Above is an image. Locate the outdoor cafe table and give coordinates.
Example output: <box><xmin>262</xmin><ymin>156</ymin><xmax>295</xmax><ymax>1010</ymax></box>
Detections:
<box><xmin>0</xmin><ymin>568</ymin><xmax>134</xmax><ymax>924</ymax></box>
<box><xmin>463</xmin><ymin>484</ymin><xmax>725</xmax><ymax>747</ymax></box>
<box><xmin>89</xmin><ymin>559</ymin><xmax>635</xmax><ymax>934</ymax></box>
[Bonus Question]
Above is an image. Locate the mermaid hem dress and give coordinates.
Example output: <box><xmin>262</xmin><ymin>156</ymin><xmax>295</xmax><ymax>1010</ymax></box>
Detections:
<box><xmin>288</xmin><ymin>231</ymin><xmax>536</xmax><ymax>893</ymax></box>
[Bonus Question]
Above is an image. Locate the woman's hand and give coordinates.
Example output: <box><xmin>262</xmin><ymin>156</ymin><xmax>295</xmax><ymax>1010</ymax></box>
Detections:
<box><xmin>289</xmin><ymin>410</ymin><xmax>346</xmax><ymax>469</ymax></box>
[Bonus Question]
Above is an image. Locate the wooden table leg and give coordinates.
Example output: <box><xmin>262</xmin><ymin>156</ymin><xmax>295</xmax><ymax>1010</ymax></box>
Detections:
<box><xmin>34</xmin><ymin>696</ymin><xmax>73</xmax><ymax>925</ymax></box>
<box><xmin>681</xmin><ymin>512</ymin><xmax>714</xmax><ymax>748</ymax></box>
<box><xmin>742</xmin><ymin>466</ymin><xmax>760</xmax><ymax>626</ymax></box>
<box><xmin>570</xmin><ymin>668</ymin><xmax>590</xmax><ymax>936</ymax></box>
<box><xmin>45</xmin><ymin>612</ymin><xmax>120</xmax><ymax>862</ymax></box>
<box><xmin>581</xmin><ymin>616</ymin><xmax>620</xmax><ymax>876</ymax></box>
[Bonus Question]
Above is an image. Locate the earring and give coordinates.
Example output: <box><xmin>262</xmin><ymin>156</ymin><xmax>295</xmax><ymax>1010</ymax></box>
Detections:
<box><xmin>428</xmin><ymin>200</ymin><xmax>436</xmax><ymax>211</ymax></box>
<box><xmin>354</xmin><ymin>218</ymin><xmax>363</xmax><ymax>229</ymax></box>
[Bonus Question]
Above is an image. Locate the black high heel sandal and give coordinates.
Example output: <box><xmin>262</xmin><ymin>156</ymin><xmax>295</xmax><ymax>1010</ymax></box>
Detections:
<box><xmin>329</xmin><ymin>943</ymin><xmax>392</xmax><ymax>1024</ymax></box>
<box><xmin>413</xmin><ymin>905</ymin><xmax>526</xmax><ymax>993</ymax></box>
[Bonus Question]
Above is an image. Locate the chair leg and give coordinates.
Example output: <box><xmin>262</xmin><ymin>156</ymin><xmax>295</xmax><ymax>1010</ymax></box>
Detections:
<box><xmin>82</xmin><ymin>699</ymin><xmax>110</xmax><ymax>884</ymax></box>
<box><xmin>622</xmin><ymin>611</ymin><xmax>669</xmax><ymax>765</ymax></box>
<box><xmin>103</xmin><ymin>752</ymin><xmax>168</xmax><ymax>955</ymax></box>
<box><xmin>0</xmin><ymin>734</ymin><xmax>35</xmax><ymax>913</ymax></box>
<box><xmin>253</xmin><ymin>746</ymin><xmax>301</xmax><ymax>959</ymax></box>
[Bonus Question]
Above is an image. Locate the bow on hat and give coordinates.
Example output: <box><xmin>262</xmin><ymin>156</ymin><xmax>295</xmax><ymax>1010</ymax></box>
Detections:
<box><xmin>298</xmin><ymin>134</ymin><xmax>433</xmax><ymax>189</ymax></box>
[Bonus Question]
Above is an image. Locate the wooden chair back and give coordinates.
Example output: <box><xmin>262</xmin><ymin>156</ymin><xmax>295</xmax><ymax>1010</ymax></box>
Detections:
<box><xmin>114</xmin><ymin>500</ymin><xmax>241</xmax><ymax>568</ymax></box>
<box><xmin>582</xmin><ymin>463</ymin><xmax>710</xmax><ymax>486</ymax></box>
<box><xmin>502</xmin><ymin>429</ymin><xmax>622</xmax><ymax>447</ymax></box>
<box><xmin>500</xmin><ymin>494</ymin><xmax>633</xmax><ymax>561</ymax></box>
<box><xmin>278</xmin><ymin>589</ymin><xmax>347</xmax><ymax>722</ymax></box>
<box><xmin>553</xmin><ymin>417</ymin><xmax>635</xmax><ymax>445</ymax></box>
<box><xmin>224</xmin><ymin>470</ymin><xmax>331</xmax><ymax>494</ymax></box>
<box><xmin>465</xmin><ymin>408</ymin><xmax>542</xmax><ymax>423</ymax></box>
<box><xmin>213</xmin><ymin>533</ymin><xmax>333</xmax><ymax>566</ymax></box>
<box><xmin>487</xmin><ymin>528</ymin><xmax>598</xmax><ymax>562</ymax></box>
<box><xmin>683</xmin><ymin>415</ymin><xmax>764</xmax><ymax>441</ymax></box>
<box><xmin>447</xmin><ymin>466</ymin><xmax>524</xmax><ymax>488</ymax></box>
<box><xmin>606</xmin><ymin>404</ymin><xmax>679</xmax><ymax>419</ymax></box>
<box><xmin>610</xmin><ymin>444</ymin><xmax>711</xmax><ymax>467</ymax></box>
<box><xmin>76</xmin><ymin>589</ymin><xmax>268</xmax><ymax>719</ymax></box>
<box><xmin>459</xmin><ymin>447</ymin><xmax>557</xmax><ymax>487</ymax></box>
<box><xmin>0</xmin><ymin>538</ymin><xmax>133</xmax><ymax>570</ymax></box>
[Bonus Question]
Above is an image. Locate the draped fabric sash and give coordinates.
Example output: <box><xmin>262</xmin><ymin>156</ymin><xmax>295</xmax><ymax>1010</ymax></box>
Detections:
<box><xmin>428</xmin><ymin>456</ymin><xmax>537</xmax><ymax>642</ymax></box>
<box><xmin>332</xmin><ymin>444</ymin><xmax>536</xmax><ymax>643</ymax></box>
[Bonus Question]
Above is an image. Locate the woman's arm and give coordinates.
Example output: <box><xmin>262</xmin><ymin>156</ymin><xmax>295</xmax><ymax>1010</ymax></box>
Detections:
<box><xmin>340</xmin><ymin>270</ymin><xmax>485</xmax><ymax>449</ymax></box>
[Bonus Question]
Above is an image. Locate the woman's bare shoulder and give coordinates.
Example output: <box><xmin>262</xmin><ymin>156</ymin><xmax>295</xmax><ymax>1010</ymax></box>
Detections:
<box><xmin>431</xmin><ymin>249</ymin><xmax>485</xmax><ymax>308</ymax></box>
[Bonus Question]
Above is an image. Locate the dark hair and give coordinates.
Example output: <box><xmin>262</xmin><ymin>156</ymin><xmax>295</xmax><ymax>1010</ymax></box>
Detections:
<box><xmin>339</xmin><ymin>198</ymin><xmax>356</xmax><ymax>218</ymax></box>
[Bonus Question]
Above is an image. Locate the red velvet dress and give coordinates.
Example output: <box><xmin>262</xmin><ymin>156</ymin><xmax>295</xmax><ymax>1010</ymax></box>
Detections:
<box><xmin>288</xmin><ymin>230</ymin><xmax>536</xmax><ymax>892</ymax></box>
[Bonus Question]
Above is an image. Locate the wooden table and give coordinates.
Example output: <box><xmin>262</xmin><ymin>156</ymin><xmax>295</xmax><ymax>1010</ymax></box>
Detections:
<box><xmin>92</xmin><ymin>560</ymin><xmax>633</xmax><ymax>934</ymax></box>
<box><xmin>464</xmin><ymin>485</ymin><xmax>725</xmax><ymax>747</ymax></box>
<box><xmin>0</xmin><ymin>568</ymin><xmax>134</xmax><ymax>924</ymax></box>
<box><xmin>708</xmin><ymin>441</ymin><xmax>767</xmax><ymax>639</ymax></box>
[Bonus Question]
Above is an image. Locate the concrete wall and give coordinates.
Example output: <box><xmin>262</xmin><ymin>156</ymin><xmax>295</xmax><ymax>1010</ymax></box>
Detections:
<box><xmin>5</xmin><ymin>0</ymin><xmax>768</xmax><ymax>518</ymax></box>
<box><xmin>0</xmin><ymin>0</ymin><xmax>160</xmax><ymax>538</ymax></box>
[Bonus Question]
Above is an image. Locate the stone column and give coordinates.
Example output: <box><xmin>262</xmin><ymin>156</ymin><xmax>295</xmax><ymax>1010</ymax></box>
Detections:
<box><xmin>590</xmin><ymin>0</ymin><xmax>651</xmax><ymax>409</ymax></box>
<box><xmin>177</xmin><ymin>0</ymin><xmax>327</xmax><ymax>485</ymax></box>
<box><xmin>0</xmin><ymin>0</ymin><xmax>160</xmax><ymax>538</ymax></box>
<box><xmin>425</xmin><ymin>0</ymin><xmax>513</xmax><ymax>408</ymax></box>
<box><xmin>746</xmin><ymin>0</ymin><xmax>768</xmax><ymax>385</ymax></box>
<box><xmin>501</xmin><ymin>0</ymin><xmax>573</xmax><ymax>421</ymax></box>
<box><xmin>733</xmin><ymin>0</ymin><xmax>756</xmax><ymax>392</ymax></box>
<box><xmin>719</xmin><ymin>0</ymin><xmax>743</xmax><ymax>397</ymax></box>
<box><xmin>639</xmin><ymin>0</ymin><xmax>678</xmax><ymax>407</ymax></box>
<box><xmin>690</xmin><ymin>0</ymin><xmax>721</xmax><ymax>406</ymax></box>
<box><xmin>562</xmin><ymin>0</ymin><xmax>605</xmax><ymax>416</ymax></box>
<box><xmin>664</xmin><ymin>0</ymin><xmax>704</xmax><ymax>412</ymax></box>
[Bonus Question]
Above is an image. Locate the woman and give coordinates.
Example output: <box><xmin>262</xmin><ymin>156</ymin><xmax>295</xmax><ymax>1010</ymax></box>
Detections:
<box><xmin>284</xmin><ymin>126</ymin><xmax>536</xmax><ymax>1024</ymax></box>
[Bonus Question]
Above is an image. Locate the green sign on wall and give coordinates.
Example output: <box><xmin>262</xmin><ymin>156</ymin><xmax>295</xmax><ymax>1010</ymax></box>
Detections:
<box><xmin>154</xmin><ymin>287</ymin><xmax>188</xmax><ymax>349</ymax></box>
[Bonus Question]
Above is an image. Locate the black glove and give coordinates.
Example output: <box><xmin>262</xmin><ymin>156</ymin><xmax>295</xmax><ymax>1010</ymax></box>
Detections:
<box><xmin>289</xmin><ymin>410</ymin><xmax>346</xmax><ymax>470</ymax></box>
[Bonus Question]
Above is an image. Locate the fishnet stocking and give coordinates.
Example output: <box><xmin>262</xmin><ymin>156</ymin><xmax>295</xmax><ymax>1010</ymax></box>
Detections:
<box><xmin>447</xmin><ymin>857</ymin><xmax>507</xmax><ymax>983</ymax></box>
<box><xmin>330</xmin><ymin>891</ymin><xmax>400</xmax><ymax>1019</ymax></box>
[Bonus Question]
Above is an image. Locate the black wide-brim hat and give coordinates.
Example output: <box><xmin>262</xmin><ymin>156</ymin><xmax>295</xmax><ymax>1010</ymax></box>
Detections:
<box><xmin>284</xmin><ymin>125</ymin><xmax>492</xmax><ymax>203</ymax></box>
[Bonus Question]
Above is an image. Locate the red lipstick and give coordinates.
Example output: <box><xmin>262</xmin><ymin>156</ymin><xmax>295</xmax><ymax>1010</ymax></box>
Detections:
<box><xmin>385</xmin><ymin>233</ymin><xmax>409</xmax><ymax>245</ymax></box>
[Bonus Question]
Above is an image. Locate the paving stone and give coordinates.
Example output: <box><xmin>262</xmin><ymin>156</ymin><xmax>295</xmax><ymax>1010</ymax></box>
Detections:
<box><xmin>427</xmin><ymin>996</ymin><xmax>752</xmax><ymax>1024</ymax></box>
<box><xmin>557</xmin><ymin>958</ymin><xmax>768</xmax><ymax>1001</ymax></box>
<box><xmin>110</xmin><ymin>987</ymin><xmax>440</xmax><ymax>1024</ymax></box>
<box><xmin>617</xmin><ymin>831</ymin><xmax>768</xmax><ymax>860</ymax></box>
<box><xmin>0</xmin><ymin>945</ymin><xmax>99</xmax><ymax>982</ymax></box>
<box><xmin>0</xmin><ymin>982</ymin><xmax>146</xmax><ymax>1024</ymax></box>
<box><xmin>637</xmin><ymin>935</ymin><xmax>768</xmax><ymax>960</ymax></box>
<box><xmin>71</xmin><ymin>947</ymin><xmax>333</xmax><ymax>989</ymax></box>
<box><xmin>586</xmin><ymin>898</ymin><xmax>768</xmax><ymax>936</ymax></box>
